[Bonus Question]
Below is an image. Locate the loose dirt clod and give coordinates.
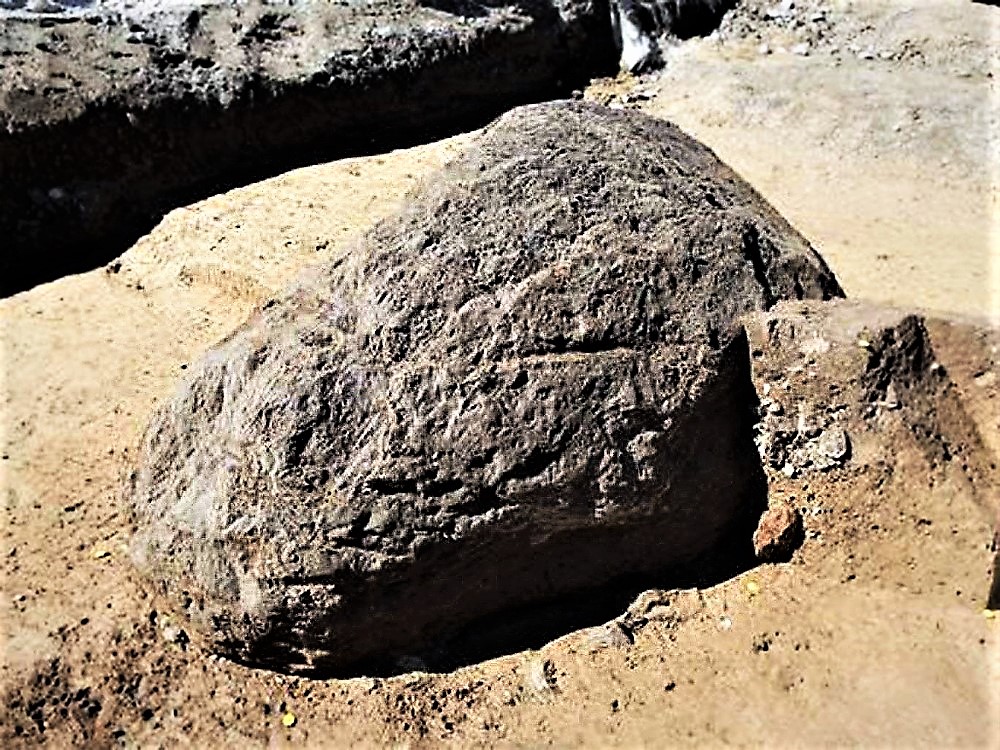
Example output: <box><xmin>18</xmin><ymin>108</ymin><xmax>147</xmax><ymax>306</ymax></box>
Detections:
<box><xmin>753</xmin><ymin>502</ymin><xmax>804</xmax><ymax>562</ymax></box>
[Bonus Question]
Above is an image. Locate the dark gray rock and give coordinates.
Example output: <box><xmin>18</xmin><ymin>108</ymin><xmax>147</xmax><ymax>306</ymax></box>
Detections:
<box><xmin>0</xmin><ymin>0</ymin><xmax>617</xmax><ymax>294</ymax></box>
<box><xmin>127</xmin><ymin>101</ymin><xmax>842</xmax><ymax>674</ymax></box>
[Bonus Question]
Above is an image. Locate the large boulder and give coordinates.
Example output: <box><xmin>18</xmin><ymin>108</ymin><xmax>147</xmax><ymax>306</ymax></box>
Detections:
<box><xmin>127</xmin><ymin>101</ymin><xmax>842</xmax><ymax>674</ymax></box>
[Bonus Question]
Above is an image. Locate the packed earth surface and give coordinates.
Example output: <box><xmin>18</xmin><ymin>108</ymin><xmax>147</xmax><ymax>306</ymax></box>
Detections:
<box><xmin>1</xmin><ymin>0</ymin><xmax>999</xmax><ymax>747</ymax></box>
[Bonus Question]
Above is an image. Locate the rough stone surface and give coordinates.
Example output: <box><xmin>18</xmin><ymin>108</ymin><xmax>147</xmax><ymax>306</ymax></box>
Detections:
<box><xmin>0</xmin><ymin>0</ymin><xmax>617</xmax><ymax>294</ymax></box>
<box><xmin>752</xmin><ymin>502</ymin><xmax>803</xmax><ymax>562</ymax></box>
<box><xmin>127</xmin><ymin>101</ymin><xmax>842</xmax><ymax>674</ymax></box>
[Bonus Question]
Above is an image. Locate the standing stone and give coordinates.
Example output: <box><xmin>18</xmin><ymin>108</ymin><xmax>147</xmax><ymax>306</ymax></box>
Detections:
<box><xmin>127</xmin><ymin>101</ymin><xmax>842</xmax><ymax>674</ymax></box>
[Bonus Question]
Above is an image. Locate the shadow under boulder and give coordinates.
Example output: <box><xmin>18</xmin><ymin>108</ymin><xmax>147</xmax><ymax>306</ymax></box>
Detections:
<box><xmin>126</xmin><ymin>101</ymin><xmax>842</xmax><ymax>676</ymax></box>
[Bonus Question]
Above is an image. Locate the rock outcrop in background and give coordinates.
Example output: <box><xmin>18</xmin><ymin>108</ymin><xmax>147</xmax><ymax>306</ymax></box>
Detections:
<box><xmin>127</xmin><ymin>101</ymin><xmax>841</xmax><ymax>674</ymax></box>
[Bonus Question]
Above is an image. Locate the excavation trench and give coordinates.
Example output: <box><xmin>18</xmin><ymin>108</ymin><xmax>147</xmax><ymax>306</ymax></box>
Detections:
<box><xmin>0</xmin><ymin>0</ymin><xmax>740</xmax><ymax>296</ymax></box>
<box><xmin>0</xmin><ymin>0</ymin><xmax>618</xmax><ymax>296</ymax></box>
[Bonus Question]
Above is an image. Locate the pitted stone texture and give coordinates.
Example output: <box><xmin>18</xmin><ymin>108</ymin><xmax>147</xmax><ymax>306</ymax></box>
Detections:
<box><xmin>127</xmin><ymin>101</ymin><xmax>842</xmax><ymax>674</ymax></box>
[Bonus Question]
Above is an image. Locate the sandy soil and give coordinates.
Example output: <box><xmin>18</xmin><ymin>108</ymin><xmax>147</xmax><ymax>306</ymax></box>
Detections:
<box><xmin>604</xmin><ymin>0</ymin><xmax>1000</xmax><ymax>323</ymax></box>
<box><xmin>2</xmin><ymin>0</ymin><xmax>998</xmax><ymax>746</ymax></box>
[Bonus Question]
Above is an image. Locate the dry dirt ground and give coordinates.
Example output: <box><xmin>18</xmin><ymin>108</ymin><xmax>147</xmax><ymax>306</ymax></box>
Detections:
<box><xmin>2</xmin><ymin>0</ymin><xmax>999</xmax><ymax>747</ymax></box>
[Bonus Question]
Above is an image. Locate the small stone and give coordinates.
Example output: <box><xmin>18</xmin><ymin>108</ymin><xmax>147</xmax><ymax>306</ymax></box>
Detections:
<box><xmin>526</xmin><ymin>658</ymin><xmax>557</xmax><ymax>695</ymax></box>
<box><xmin>645</xmin><ymin>605</ymin><xmax>673</xmax><ymax>621</ymax></box>
<box><xmin>753</xmin><ymin>502</ymin><xmax>804</xmax><ymax>562</ymax></box>
<box><xmin>791</xmin><ymin>42</ymin><xmax>810</xmax><ymax>56</ymax></box>
<box><xmin>161</xmin><ymin>625</ymin><xmax>188</xmax><ymax>647</ymax></box>
<box><xmin>625</xmin><ymin>589</ymin><xmax>670</xmax><ymax>620</ymax></box>
<box><xmin>765</xmin><ymin>0</ymin><xmax>793</xmax><ymax>20</ymax></box>
<box><xmin>797</xmin><ymin>410</ymin><xmax>822</xmax><ymax>438</ymax></box>
<box><xmin>586</xmin><ymin>621</ymin><xmax>634</xmax><ymax>650</ymax></box>
<box><xmin>817</xmin><ymin>427</ymin><xmax>849</xmax><ymax>462</ymax></box>
<box><xmin>883</xmin><ymin>383</ymin><xmax>901</xmax><ymax>409</ymax></box>
<box><xmin>974</xmin><ymin>371</ymin><xmax>996</xmax><ymax>388</ymax></box>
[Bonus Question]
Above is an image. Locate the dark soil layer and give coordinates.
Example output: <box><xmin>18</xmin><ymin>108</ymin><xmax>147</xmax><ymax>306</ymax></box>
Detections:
<box><xmin>0</xmin><ymin>0</ymin><xmax>616</xmax><ymax>295</ymax></box>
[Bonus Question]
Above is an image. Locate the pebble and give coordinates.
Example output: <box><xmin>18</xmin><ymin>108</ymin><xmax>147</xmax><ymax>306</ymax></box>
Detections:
<box><xmin>883</xmin><ymin>383</ymin><xmax>901</xmax><ymax>409</ymax></box>
<box><xmin>161</xmin><ymin>624</ymin><xmax>182</xmax><ymax>643</ymax></box>
<box><xmin>526</xmin><ymin>658</ymin><xmax>557</xmax><ymax>694</ymax></box>
<box><xmin>817</xmin><ymin>427</ymin><xmax>849</xmax><ymax>461</ymax></box>
<box><xmin>586</xmin><ymin>621</ymin><xmax>634</xmax><ymax>650</ymax></box>
<box><xmin>753</xmin><ymin>501</ymin><xmax>804</xmax><ymax>561</ymax></box>
<box><xmin>974</xmin><ymin>371</ymin><xmax>996</xmax><ymax>387</ymax></box>
<box><xmin>765</xmin><ymin>0</ymin><xmax>794</xmax><ymax>20</ymax></box>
